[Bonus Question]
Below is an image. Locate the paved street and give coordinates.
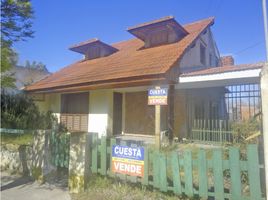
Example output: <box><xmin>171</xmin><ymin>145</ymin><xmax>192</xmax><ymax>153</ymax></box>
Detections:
<box><xmin>1</xmin><ymin>172</ymin><xmax>71</xmax><ymax>200</ymax></box>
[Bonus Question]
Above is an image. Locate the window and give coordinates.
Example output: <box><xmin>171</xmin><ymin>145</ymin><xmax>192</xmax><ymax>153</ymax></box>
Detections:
<box><xmin>87</xmin><ymin>46</ymin><xmax>100</xmax><ymax>60</ymax></box>
<box><xmin>60</xmin><ymin>92</ymin><xmax>89</xmax><ymax>132</ymax></box>
<box><xmin>194</xmin><ymin>102</ymin><xmax>205</xmax><ymax>120</ymax></box>
<box><xmin>61</xmin><ymin>92</ymin><xmax>89</xmax><ymax>114</ymax></box>
<box><xmin>209</xmin><ymin>53</ymin><xmax>213</xmax><ymax>66</ymax></box>
<box><xmin>225</xmin><ymin>84</ymin><xmax>261</xmax><ymax>121</ymax></box>
<box><xmin>200</xmin><ymin>44</ymin><xmax>206</xmax><ymax>65</ymax></box>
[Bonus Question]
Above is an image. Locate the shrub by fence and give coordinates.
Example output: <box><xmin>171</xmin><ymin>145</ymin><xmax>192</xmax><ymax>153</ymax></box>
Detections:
<box><xmin>89</xmin><ymin>132</ymin><xmax>265</xmax><ymax>200</ymax></box>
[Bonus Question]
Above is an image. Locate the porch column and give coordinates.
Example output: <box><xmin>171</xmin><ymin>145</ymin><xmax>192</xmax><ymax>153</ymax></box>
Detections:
<box><xmin>261</xmin><ymin>63</ymin><xmax>268</xmax><ymax>196</ymax></box>
<box><xmin>68</xmin><ymin>132</ymin><xmax>91</xmax><ymax>193</ymax></box>
<box><xmin>155</xmin><ymin>104</ymin><xmax>161</xmax><ymax>148</ymax></box>
<box><xmin>168</xmin><ymin>85</ymin><xmax>175</xmax><ymax>143</ymax></box>
<box><xmin>32</xmin><ymin>130</ymin><xmax>55</xmax><ymax>182</ymax></box>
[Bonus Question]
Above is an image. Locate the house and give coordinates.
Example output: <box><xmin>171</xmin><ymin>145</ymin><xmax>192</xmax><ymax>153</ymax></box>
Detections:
<box><xmin>25</xmin><ymin>16</ymin><xmax>263</xmax><ymax>142</ymax></box>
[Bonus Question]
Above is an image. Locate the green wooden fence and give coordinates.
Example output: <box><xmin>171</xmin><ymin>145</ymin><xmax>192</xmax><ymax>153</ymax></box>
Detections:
<box><xmin>89</xmin><ymin>132</ymin><xmax>265</xmax><ymax>200</ymax></box>
<box><xmin>50</xmin><ymin>131</ymin><xmax>70</xmax><ymax>168</ymax></box>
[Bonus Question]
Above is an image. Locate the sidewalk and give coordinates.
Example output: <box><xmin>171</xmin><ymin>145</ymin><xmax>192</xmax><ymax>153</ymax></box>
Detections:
<box><xmin>1</xmin><ymin>171</ymin><xmax>71</xmax><ymax>200</ymax></box>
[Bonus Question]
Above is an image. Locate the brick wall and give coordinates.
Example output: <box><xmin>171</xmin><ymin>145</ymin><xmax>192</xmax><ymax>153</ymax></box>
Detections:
<box><xmin>220</xmin><ymin>55</ymin><xmax>234</xmax><ymax>66</ymax></box>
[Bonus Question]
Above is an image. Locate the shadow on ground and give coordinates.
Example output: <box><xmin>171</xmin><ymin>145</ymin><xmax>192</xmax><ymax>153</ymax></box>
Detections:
<box><xmin>1</xmin><ymin>175</ymin><xmax>33</xmax><ymax>191</ymax></box>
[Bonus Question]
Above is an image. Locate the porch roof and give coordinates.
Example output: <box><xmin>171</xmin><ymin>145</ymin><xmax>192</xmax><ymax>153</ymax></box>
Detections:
<box><xmin>177</xmin><ymin>62</ymin><xmax>264</xmax><ymax>89</ymax></box>
<box><xmin>24</xmin><ymin>17</ymin><xmax>214</xmax><ymax>93</ymax></box>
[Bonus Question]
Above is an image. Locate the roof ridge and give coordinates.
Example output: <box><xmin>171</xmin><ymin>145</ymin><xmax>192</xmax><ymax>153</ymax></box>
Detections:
<box><xmin>127</xmin><ymin>15</ymin><xmax>174</xmax><ymax>30</ymax></box>
<box><xmin>110</xmin><ymin>37</ymin><xmax>138</xmax><ymax>46</ymax></box>
<box><xmin>182</xmin><ymin>16</ymin><xmax>215</xmax><ymax>27</ymax></box>
<box><xmin>181</xmin><ymin>62</ymin><xmax>264</xmax><ymax>77</ymax></box>
<box><xmin>231</xmin><ymin>61</ymin><xmax>265</xmax><ymax>67</ymax></box>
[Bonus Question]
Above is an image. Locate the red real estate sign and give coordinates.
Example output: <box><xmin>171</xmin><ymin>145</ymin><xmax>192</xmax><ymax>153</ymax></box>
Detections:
<box><xmin>148</xmin><ymin>88</ymin><xmax>168</xmax><ymax>105</ymax></box>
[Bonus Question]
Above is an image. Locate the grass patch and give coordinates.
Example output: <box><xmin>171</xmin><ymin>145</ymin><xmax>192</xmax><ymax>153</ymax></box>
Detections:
<box><xmin>1</xmin><ymin>132</ymin><xmax>33</xmax><ymax>145</ymax></box>
<box><xmin>71</xmin><ymin>175</ymin><xmax>198</xmax><ymax>200</ymax></box>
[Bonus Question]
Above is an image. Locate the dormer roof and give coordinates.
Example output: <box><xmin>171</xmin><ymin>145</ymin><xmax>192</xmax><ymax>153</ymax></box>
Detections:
<box><xmin>69</xmin><ymin>38</ymin><xmax>118</xmax><ymax>59</ymax></box>
<box><xmin>127</xmin><ymin>16</ymin><xmax>188</xmax><ymax>42</ymax></box>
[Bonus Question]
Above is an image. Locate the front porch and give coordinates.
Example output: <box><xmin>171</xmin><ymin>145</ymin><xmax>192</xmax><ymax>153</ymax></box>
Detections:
<box><xmin>35</xmin><ymin>63</ymin><xmax>263</xmax><ymax>145</ymax></box>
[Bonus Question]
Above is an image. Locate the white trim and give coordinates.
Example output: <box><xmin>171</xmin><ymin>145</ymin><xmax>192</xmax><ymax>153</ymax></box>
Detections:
<box><xmin>177</xmin><ymin>68</ymin><xmax>261</xmax><ymax>89</ymax></box>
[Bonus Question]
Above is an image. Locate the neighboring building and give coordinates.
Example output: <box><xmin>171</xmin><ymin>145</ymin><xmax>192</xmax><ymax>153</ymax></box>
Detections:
<box><xmin>25</xmin><ymin>16</ymin><xmax>263</xmax><ymax>142</ymax></box>
<box><xmin>4</xmin><ymin>65</ymin><xmax>50</xmax><ymax>94</ymax></box>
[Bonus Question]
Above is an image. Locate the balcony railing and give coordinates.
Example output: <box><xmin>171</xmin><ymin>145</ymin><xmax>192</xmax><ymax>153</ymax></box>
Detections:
<box><xmin>60</xmin><ymin>113</ymin><xmax>88</xmax><ymax>132</ymax></box>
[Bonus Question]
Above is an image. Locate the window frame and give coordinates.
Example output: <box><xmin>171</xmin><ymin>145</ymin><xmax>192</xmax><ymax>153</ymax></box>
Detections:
<box><xmin>200</xmin><ymin>43</ymin><xmax>206</xmax><ymax>66</ymax></box>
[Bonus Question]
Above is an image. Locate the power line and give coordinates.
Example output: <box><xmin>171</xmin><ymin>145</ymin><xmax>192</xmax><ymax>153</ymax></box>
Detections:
<box><xmin>234</xmin><ymin>41</ymin><xmax>264</xmax><ymax>55</ymax></box>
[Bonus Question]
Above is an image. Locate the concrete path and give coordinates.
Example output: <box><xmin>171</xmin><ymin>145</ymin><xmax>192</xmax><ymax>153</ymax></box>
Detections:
<box><xmin>1</xmin><ymin>172</ymin><xmax>71</xmax><ymax>200</ymax></box>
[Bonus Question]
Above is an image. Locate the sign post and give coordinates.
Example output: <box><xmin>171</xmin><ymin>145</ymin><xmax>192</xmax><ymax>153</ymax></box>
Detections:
<box><xmin>148</xmin><ymin>86</ymin><xmax>168</xmax><ymax>149</ymax></box>
<box><xmin>155</xmin><ymin>104</ymin><xmax>161</xmax><ymax>148</ymax></box>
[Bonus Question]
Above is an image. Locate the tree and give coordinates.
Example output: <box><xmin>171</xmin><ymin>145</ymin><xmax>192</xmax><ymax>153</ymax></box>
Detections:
<box><xmin>25</xmin><ymin>60</ymin><xmax>49</xmax><ymax>72</ymax></box>
<box><xmin>1</xmin><ymin>0</ymin><xmax>34</xmax><ymax>88</ymax></box>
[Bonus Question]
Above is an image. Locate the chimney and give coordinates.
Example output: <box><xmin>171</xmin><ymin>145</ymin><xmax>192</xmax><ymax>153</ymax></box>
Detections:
<box><xmin>220</xmin><ymin>55</ymin><xmax>234</xmax><ymax>66</ymax></box>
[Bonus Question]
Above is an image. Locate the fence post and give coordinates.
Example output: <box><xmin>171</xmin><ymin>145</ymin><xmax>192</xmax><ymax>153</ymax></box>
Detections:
<box><xmin>247</xmin><ymin>145</ymin><xmax>262</xmax><ymax>200</ymax></box>
<box><xmin>100</xmin><ymin>136</ymin><xmax>107</xmax><ymax>175</ymax></box>
<box><xmin>184</xmin><ymin>149</ymin><xmax>193</xmax><ymax>197</ymax></box>
<box><xmin>198</xmin><ymin>149</ymin><xmax>208</xmax><ymax>199</ymax></box>
<box><xmin>110</xmin><ymin>138</ymin><xmax>116</xmax><ymax>177</ymax></box>
<box><xmin>68</xmin><ymin>132</ymin><xmax>91</xmax><ymax>193</ymax></box>
<box><xmin>159</xmin><ymin>153</ymin><xmax>167</xmax><ymax>192</ymax></box>
<box><xmin>142</xmin><ymin>147</ymin><xmax>149</xmax><ymax>186</ymax></box>
<box><xmin>229</xmin><ymin>147</ymin><xmax>242</xmax><ymax>200</ymax></box>
<box><xmin>153</xmin><ymin>150</ymin><xmax>160</xmax><ymax>188</ymax></box>
<box><xmin>171</xmin><ymin>151</ymin><xmax>182</xmax><ymax>195</ymax></box>
<box><xmin>32</xmin><ymin>129</ymin><xmax>55</xmax><ymax>182</ymax></box>
<box><xmin>91</xmin><ymin>132</ymin><xmax>98</xmax><ymax>174</ymax></box>
<box><xmin>213</xmin><ymin>149</ymin><xmax>224</xmax><ymax>200</ymax></box>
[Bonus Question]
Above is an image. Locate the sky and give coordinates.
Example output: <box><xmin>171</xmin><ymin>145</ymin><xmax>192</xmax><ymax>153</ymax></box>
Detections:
<box><xmin>14</xmin><ymin>0</ymin><xmax>267</xmax><ymax>73</ymax></box>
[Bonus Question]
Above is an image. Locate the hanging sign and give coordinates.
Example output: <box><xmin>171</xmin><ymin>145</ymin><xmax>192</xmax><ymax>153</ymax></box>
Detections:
<box><xmin>148</xmin><ymin>87</ymin><xmax>168</xmax><ymax>105</ymax></box>
<box><xmin>111</xmin><ymin>145</ymin><xmax>144</xmax><ymax>177</ymax></box>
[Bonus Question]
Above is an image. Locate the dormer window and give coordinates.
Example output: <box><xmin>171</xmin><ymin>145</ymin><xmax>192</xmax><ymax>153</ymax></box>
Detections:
<box><xmin>86</xmin><ymin>46</ymin><xmax>100</xmax><ymax>60</ymax></box>
<box><xmin>149</xmin><ymin>29</ymin><xmax>168</xmax><ymax>47</ymax></box>
<box><xmin>69</xmin><ymin>38</ymin><xmax>118</xmax><ymax>60</ymax></box>
<box><xmin>127</xmin><ymin>16</ymin><xmax>188</xmax><ymax>48</ymax></box>
<box><xmin>200</xmin><ymin>43</ymin><xmax>206</xmax><ymax>65</ymax></box>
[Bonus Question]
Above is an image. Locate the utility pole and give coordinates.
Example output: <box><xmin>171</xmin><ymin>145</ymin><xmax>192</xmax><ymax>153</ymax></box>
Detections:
<box><xmin>263</xmin><ymin>0</ymin><xmax>268</xmax><ymax>60</ymax></box>
<box><xmin>261</xmin><ymin>0</ymin><xmax>268</xmax><ymax>198</ymax></box>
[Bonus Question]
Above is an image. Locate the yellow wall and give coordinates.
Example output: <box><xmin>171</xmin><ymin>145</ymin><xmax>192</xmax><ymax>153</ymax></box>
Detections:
<box><xmin>88</xmin><ymin>90</ymin><xmax>113</xmax><ymax>137</ymax></box>
<box><xmin>34</xmin><ymin>93</ymin><xmax>61</xmax><ymax>123</ymax></box>
<box><xmin>34</xmin><ymin>89</ymin><xmax>189</xmax><ymax>139</ymax></box>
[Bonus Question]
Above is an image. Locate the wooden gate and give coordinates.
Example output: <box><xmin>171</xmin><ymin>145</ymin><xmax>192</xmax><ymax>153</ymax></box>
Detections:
<box><xmin>50</xmin><ymin>131</ymin><xmax>70</xmax><ymax>168</ymax></box>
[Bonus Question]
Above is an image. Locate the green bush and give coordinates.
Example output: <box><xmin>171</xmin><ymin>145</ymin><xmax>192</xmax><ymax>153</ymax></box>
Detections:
<box><xmin>231</xmin><ymin>117</ymin><xmax>261</xmax><ymax>143</ymax></box>
<box><xmin>1</xmin><ymin>92</ymin><xmax>56</xmax><ymax>130</ymax></box>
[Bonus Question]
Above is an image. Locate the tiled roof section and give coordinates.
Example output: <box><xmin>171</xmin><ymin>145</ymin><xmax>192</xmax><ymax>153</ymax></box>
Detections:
<box><xmin>181</xmin><ymin>62</ymin><xmax>264</xmax><ymax>77</ymax></box>
<box><xmin>25</xmin><ymin>17</ymin><xmax>214</xmax><ymax>92</ymax></box>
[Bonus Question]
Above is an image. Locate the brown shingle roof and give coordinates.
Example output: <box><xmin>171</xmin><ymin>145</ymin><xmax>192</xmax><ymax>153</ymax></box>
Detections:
<box><xmin>181</xmin><ymin>62</ymin><xmax>264</xmax><ymax>77</ymax></box>
<box><xmin>25</xmin><ymin>17</ymin><xmax>214</xmax><ymax>92</ymax></box>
